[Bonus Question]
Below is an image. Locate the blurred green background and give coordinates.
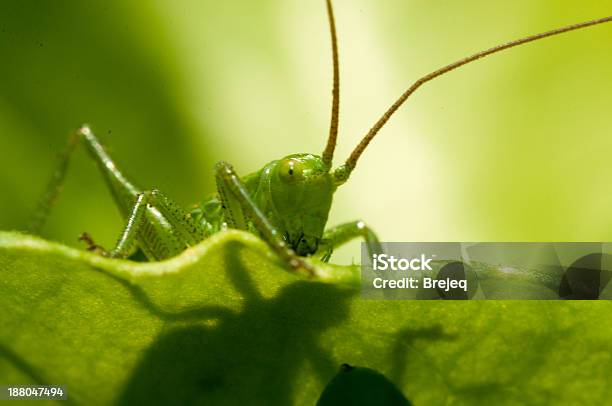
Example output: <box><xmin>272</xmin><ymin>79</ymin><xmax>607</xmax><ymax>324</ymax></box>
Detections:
<box><xmin>1</xmin><ymin>0</ymin><xmax>611</xmax><ymax>263</ymax></box>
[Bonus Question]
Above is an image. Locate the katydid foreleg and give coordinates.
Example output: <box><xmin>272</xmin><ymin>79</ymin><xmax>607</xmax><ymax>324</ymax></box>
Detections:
<box><xmin>214</xmin><ymin>161</ymin><xmax>315</xmax><ymax>276</ymax></box>
<box><xmin>318</xmin><ymin>221</ymin><xmax>382</xmax><ymax>262</ymax></box>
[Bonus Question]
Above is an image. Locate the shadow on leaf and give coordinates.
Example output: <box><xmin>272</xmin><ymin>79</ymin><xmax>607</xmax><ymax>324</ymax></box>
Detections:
<box><xmin>117</xmin><ymin>240</ymin><xmax>355</xmax><ymax>405</ymax></box>
<box><xmin>88</xmin><ymin>240</ymin><xmax>463</xmax><ymax>404</ymax></box>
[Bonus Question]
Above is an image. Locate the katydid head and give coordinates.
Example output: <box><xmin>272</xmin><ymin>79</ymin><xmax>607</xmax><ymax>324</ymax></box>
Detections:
<box><xmin>267</xmin><ymin>153</ymin><xmax>336</xmax><ymax>255</ymax></box>
<box><xmin>256</xmin><ymin>2</ymin><xmax>609</xmax><ymax>260</ymax></box>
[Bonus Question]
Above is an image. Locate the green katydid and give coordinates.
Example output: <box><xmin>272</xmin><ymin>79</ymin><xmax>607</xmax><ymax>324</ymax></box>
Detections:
<box><xmin>28</xmin><ymin>1</ymin><xmax>612</xmax><ymax>276</ymax></box>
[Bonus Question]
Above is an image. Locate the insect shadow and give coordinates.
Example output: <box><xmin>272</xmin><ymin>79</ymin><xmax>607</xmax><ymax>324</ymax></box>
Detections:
<box><xmin>115</xmin><ymin>240</ymin><xmax>352</xmax><ymax>405</ymax></box>
<box><xmin>107</xmin><ymin>241</ymin><xmax>456</xmax><ymax>405</ymax></box>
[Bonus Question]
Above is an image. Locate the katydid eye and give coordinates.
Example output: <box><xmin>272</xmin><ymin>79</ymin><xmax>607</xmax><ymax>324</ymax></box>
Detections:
<box><xmin>280</xmin><ymin>159</ymin><xmax>303</xmax><ymax>181</ymax></box>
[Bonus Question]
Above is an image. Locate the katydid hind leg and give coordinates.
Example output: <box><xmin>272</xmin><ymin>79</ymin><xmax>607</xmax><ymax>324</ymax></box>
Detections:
<box><xmin>98</xmin><ymin>188</ymin><xmax>209</xmax><ymax>261</ymax></box>
<box><xmin>148</xmin><ymin>189</ymin><xmax>207</xmax><ymax>247</ymax></box>
<box><xmin>29</xmin><ymin>125</ymin><xmax>140</xmax><ymax>233</ymax></box>
<box><xmin>30</xmin><ymin>125</ymin><xmax>209</xmax><ymax>261</ymax></box>
<box><xmin>108</xmin><ymin>192</ymin><xmax>149</xmax><ymax>259</ymax></box>
<box><xmin>107</xmin><ymin>187</ymin><xmax>215</xmax><ymax>260</ymax></box>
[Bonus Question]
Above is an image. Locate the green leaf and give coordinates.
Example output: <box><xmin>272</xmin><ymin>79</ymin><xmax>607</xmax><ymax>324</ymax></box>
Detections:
<box><xmin>1</xmin><ymin>231</ymin><xmax>612</xmax><ymax>405</ymax></box>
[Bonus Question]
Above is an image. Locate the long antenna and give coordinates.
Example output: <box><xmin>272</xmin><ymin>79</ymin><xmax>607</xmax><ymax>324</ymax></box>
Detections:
<box><xmin>322</xmin><ymin>0</ymin><xmax>340</xmax><ymax>168</ymax></box>
<box><xmin>336</xmin><ymin>15</ymin><xmax>612</xmax><ymax>180</ymax></box>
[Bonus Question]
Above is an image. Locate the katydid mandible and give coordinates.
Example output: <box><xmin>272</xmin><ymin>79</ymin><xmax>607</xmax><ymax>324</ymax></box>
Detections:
<box><xmin>28</xmin><ymin>1</ymin><xmax>612</xmax><ymax>276</ymax></box>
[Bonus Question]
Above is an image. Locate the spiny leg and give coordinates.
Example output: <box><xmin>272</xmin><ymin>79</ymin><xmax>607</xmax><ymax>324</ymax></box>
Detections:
<box><xmin>74</xmin><ymin>192</ymin><xmax>151</xmax><ymax>259</ymax></box>
<box><xmin>28</xmin><ymin>125</ymin><xmax>140</xmax><ymax>233</ymax></box>
<box><xmin>148</xmin><ymin>189</ymin><xmax>207</xmax><ymax>247</ymax></box>
<box><xmin>29</xmin><ymin>124</ymin><xmax>208</xmax><ymax>261</ymax></box>
<box><xmin>109</xmin><ymin>192</ymin><xmax>149</xmax><ymax>258</ymax></box>
<box><xmin>70</xmin><ymin>192</ymin><xmax>149</xmax><ymax>259</ymax></box>
<box><xmin>318</xmin><ymin>220</ymin><xmax>382</xmax><ymax>262</ymax></box>
<box><xmin>97</xmin><ymin>189</ymin><xmax>208</xmax><ymax>260</ymax></box>
<box><xmin>28</xmin><ymin>130</ymin><xmax>81</xmax><ymax>233</ymax></box>
<box><xmin>214</xmin><ymin>161</ymin><xmax>314</xmax><ymax>276</ymax></box>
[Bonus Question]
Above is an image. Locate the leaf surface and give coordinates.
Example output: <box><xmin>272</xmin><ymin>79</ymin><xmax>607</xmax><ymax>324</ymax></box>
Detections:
<box><xmin>1</xmin><ymin>231</ymin><xmax>611</xmax><ymax>405</ymax></box>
